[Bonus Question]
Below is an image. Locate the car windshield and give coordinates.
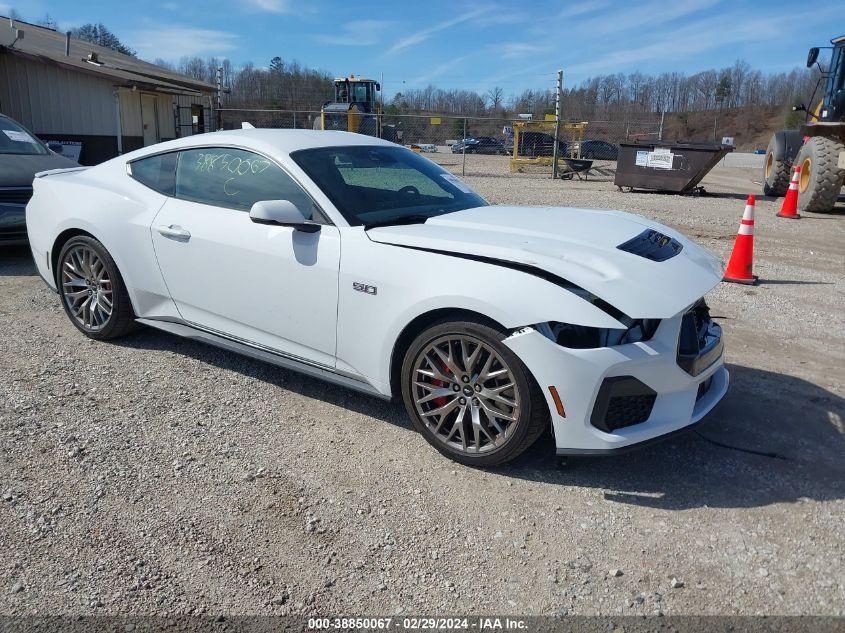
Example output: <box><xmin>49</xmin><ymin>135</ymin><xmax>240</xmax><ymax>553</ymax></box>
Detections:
<box><xmin>0</xmin><ymin>117</ymin><xmax>48</xmax><ymax>156</ymax></box>
<box><xmin>290</xmin><ymin>145</ymin><xmax>487</xmax><ymax>227</ymax></box>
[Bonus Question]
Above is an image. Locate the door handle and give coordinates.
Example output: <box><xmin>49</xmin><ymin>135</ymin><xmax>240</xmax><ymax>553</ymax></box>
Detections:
<box><xmin>156</xmin><ymin>225</ymin><xmax>191</xmax><ymax>241</ymax></box>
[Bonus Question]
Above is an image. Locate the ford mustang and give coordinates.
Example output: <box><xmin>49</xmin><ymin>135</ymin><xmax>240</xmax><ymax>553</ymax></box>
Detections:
<box><xmin>25</xmin><ymin>129</ymin><xmax>728</xmax><ymax>466</ymax></box>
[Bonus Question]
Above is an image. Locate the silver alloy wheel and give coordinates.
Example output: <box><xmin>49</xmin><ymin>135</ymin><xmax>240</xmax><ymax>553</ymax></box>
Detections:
<box><xmin>61</xmin><ymin>245</ymin><xmax>113</xmax><ymax>331</ymax></box>
<box><xmin>411</xmin><ymin>334</ymin><xmax>521</xmax><ymax>454</ymax></box>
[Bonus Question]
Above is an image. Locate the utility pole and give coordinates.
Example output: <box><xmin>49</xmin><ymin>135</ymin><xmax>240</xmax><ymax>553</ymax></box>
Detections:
<box><xmin>216</xmin><ymin>66</ymin><xmax>223</xmax><ymax>131</ymax></box>
<box><xmin>552</xmin><ymin>69</ymin><xmax>563</xmax><ymax>179</ymax></box>
<box><xmin>659</xmin><ymin>109</ymin><xmax>665</xmax><ymax>141</ymax></box>
<box><xmin>462</xmin><ymin>117</ymin><xmax>467</xmax><ymax>177</ymax></box>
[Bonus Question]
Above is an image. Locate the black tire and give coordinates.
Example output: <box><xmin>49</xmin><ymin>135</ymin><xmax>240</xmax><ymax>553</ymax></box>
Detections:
<box><xmin>795</xmin><ymin>136</ymin><xmax>845</xmax><ymax>213</ymax></box>
<box><xmin>57</xmin><ymin>235</ymin><xmax>136</xmax><ymax>340</ymax></box>
<box><xmin>400</xmin><ymin>318</ymin><xmax>548</xmax><ymax>467</ymax></box>
<box><xmin>762</xmin><ymin>134</ymin><xmax>792</xmax><ymax>197</ymax></box>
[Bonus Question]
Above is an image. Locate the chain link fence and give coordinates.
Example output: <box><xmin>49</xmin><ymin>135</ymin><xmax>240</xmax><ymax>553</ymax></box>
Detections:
<box><xmin>217</xmin><ymin>109</ymin><xmax>662</xmax><ymax>182</ymax></box>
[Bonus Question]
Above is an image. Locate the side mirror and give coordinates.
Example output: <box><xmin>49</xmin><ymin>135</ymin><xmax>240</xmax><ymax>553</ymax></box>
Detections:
<box><xmin>48</xmin><ymin>142</ymin><xmax>64</xmax><ymax>154</ymax></box>
<box><xmin>807</xmin><ymin>47</ymin><xmax>819</xmax><ymax>68</ymax></box>
<box><xmin>249</xmin><ymin>200</ymin><xmax>320</xmax><ymax>233</ymax></box>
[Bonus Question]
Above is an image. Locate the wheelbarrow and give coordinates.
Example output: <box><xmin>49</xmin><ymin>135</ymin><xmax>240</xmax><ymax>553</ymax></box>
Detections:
<box><xmin>558</xmin><ymin>158</ymin><xmax>594</xmax><ymax>180</ymax></box>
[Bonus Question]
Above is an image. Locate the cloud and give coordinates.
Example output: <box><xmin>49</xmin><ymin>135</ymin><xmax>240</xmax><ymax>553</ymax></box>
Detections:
<box><xmin>316</xmin><ymin>20</ymin><xmax>396</xmax><ymax>46</ymax></box>
<box><xmin>499</xmin><ymin>42</ymin><xmax>552</xmax><ymax>59</ymax></box>
<box><xmin>412</xmin><ymin>54</ymin><xmax>474</xmax><ymax>85</ymax></box>
<box><xmin>129</xmin><ymin>27</ymin><xmax>238</xmax><ymax>60</ymax></box>
<box><xmin>387</xmin><ymin>7</ymin><xmax>488</xmax><ymax>55</ymax></box>
<box><xmin>563</xmin><ymin>12</ymin><xmax>783</xmax><ymax>77</ymax></box>
<box><xmin>555</xmin><ymin>0</ymin><xmax>610</xmax><ymax>19</ymax></box>
<box><xmin>577</xmin><ymin>0</ymin><xmax>722</xmax><ymax>36</ymax></box>
<box><xmin>246</xmin><ymin>0</ymin><xmax>290</xmax><ymax>13</ymax></box>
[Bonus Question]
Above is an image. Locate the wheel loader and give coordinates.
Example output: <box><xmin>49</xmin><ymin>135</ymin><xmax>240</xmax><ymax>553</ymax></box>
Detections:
<box><xmin>315</xmin><ymin>75</ymin><xmax>397</xmax><ymax>142</ymax></box>
<box><xmin>763</xmin><ymin>35</ymin><xmax>845</xmax><ymax>212</ymax></box>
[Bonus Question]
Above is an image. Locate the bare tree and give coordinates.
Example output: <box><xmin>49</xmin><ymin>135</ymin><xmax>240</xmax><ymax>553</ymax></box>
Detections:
<box><xmin>486</xmin><ymin>87</ymin><xmax>504</xmax><ymax>112</ymax></box>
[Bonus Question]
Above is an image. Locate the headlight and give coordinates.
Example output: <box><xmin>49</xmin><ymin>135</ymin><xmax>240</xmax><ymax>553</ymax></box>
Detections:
<box><xmin>536</xmin><ymin>318</ymin><xmax>661</xmax><ymax>349</ymax></box>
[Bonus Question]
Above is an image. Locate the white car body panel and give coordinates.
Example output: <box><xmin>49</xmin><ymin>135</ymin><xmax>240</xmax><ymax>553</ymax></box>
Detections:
<box><xmin>366</xmin><ymin>205</ymin><xmax>723</xmax><ymax>319</ymax></box>
<box><xmin>505</xmin><ymin>320</ymin><xmax>729</xmax><ymax>453</ymax></box>
<box><xmin>26</xmin><ymin>129</ymin><xmax>728</xmax><ymax>455</ymax></box>
<box><xmin>151</xmin><ymin>197</ymin><xmax>341</xmax><ymax>367</ymax></box>
<box><xmin>335</xmin><ymin>228</ymin><xmax>628</xmax><ymax>393</ymax></box>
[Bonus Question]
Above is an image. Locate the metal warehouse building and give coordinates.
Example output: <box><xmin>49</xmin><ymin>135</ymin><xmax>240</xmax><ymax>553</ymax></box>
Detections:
<box><xmin>0</xmin><ymin>18</ymin><xmax>216</xmax><ymax>164</ymax></box>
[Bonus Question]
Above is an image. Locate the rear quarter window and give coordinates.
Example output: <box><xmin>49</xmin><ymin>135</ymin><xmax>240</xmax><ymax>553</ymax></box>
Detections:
<box><xmin>129</xmin><ymin>152</ymin><xmax>177</xmax><ymax>196</ymax></box>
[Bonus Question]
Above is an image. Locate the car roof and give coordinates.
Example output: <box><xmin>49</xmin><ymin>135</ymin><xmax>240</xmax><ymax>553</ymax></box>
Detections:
<box><xmin>122</xmin><ymin>128</ymin><xmax>396</xmax><ymax>162</ymax></box>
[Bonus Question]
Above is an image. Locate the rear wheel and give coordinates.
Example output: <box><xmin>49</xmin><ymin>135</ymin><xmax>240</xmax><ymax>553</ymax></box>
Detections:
<box><xmin>795</xmin><ymin>136</ymin><xmax>845</xmax><ymax>213</ymax></box>
<box><xmin>762</xmin><ymin>134</ymin><xmax>792</xmax><ymax>197</ymax></box>
<box><xmin>57</xmin><ymin>235</ymin><xmax>136</xmax><ymax>340</ymax></box>
<box><xmin>400</xmin><ymin>319</ymin><xmax>548</xmax><ymax>467</ymax></box>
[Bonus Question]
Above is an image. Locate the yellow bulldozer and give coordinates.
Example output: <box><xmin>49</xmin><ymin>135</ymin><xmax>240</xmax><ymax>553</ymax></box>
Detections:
<box><xmin>315</xmin><ymin>75</ymin><xmax>397</xmax><ymax>142</ymax></box>
<box><xmin>763</xmin><ymin>35</ymin><xmax>845</xmax><ymax>212</ymax></box>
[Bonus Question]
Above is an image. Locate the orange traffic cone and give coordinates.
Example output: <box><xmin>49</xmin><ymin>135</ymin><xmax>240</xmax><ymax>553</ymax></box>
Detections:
<box><xmin>723</xmin><ymin>195</ymin><xmax>758</xmax><ymax>285</ymax></box>
<box><xmin>777</xmin><ymin>165</ymin><xmax>801</xmax><ymax>219</ymax></box>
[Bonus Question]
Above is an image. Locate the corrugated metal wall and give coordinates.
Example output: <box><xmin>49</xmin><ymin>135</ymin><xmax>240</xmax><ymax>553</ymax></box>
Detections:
<box><xmin>0</xmin><ymin>53</ymin><xmax>212</xmax><ymax>141</ymax></box>
<box><xmin>159</xmin><ymin>93</ymin><xmax>176</xmax><ymax>138</ymax></box>
<box><xmin>0</xmin><ymin>53</ymin><xmax>117</xmax><ymax>136</ymax></box>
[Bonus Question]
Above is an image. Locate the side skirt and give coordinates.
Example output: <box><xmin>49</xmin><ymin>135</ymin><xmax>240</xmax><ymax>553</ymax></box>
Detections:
<box><xmin>135</xmin><ymin>317</ymin><xmax>390</xmax><ymax>400</ymax></box>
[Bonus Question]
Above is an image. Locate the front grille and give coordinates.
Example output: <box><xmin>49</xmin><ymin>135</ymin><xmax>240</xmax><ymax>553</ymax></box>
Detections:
<box><xmin>677</xmin><ymin>300</ymin><xmax>723</xmax><ymax>376</ymax></box>
<box><xmin>0</xmin><ymin>187</ymin><xmax>33</xmax><ymax>205</ymax></box>
<box><xmin>590</xmin><ymin>376</ymin><xmax>657</xmax><ymax>432</ymax></box>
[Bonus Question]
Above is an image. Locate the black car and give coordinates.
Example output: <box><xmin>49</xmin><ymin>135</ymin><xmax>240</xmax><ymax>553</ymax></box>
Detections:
<box><xmin>515</xmin><ymin>131</ymin><xmax>568</xmax><ymax>158</ymax></box>
<box><xmin>579</xmin><ymin>139</ymin><xmax>619</xmax><ymax>161</ymax></box>
<box><xmin>451</xmin><ymin>136</ymin><xmax>508</xmax><ymax>155</ymax></box>
<box><xmin>0</xmin><ymin>114</ymin><xmax>79</xmax><ymax>245</ymax></box>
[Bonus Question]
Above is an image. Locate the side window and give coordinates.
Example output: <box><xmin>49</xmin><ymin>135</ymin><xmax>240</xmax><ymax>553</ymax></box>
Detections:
<box><xmin>174</xmin><ymin>147</ymin><xmax>319</xmax><ymax>218</ymax></box>
<box><xmin>129</xmin><ymin>152</ymin><xmax>177</xmax><ymax>195</ymax></box>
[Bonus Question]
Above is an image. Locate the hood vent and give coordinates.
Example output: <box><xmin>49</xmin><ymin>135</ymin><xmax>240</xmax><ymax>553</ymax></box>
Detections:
<box><xmin>617</xmin><ymin>229</ymin><xmax>682</xmax><ymax>262</ymax></box>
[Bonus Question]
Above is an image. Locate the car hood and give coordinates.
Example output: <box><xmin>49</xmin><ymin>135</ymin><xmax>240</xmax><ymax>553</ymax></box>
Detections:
<box><xmin>0</xmin><ymin>153</ymin><xmax>80</xmax><ymax>187</ymax></box>
<box><xmin>366</xmin><ymin>206</ymin><xmax>723</xmax><ymax>319</ymax></box>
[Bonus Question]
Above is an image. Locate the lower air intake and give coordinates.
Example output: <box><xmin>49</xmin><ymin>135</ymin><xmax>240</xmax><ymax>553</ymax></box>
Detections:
<box><xmin>590</xmin><ymin>376</ymin><xmax>657</xmax><ymax>432</ymax></box>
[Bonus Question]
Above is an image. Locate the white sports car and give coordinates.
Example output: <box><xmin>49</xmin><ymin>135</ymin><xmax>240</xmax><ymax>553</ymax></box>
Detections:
<box><xmin>26</xmin><ymin>129</ymin><xmax>728</xmax><ymax>466</ymax></box>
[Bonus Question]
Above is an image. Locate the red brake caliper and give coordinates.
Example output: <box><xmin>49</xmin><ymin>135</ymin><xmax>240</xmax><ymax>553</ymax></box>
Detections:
<box><xmin>430</xmin><ymin>360</ymin><xmax>452</xmax><ymax>407</ymax></box>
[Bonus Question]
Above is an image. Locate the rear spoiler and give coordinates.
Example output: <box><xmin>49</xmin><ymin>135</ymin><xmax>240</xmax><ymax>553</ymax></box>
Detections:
<box><xmin>34</xmin><ymin>166</ymin><xmax>89</xmax><ymax>178</ymax></box>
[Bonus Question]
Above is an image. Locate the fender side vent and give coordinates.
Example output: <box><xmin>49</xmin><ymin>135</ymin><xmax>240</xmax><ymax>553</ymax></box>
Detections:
<box><xmin>617</xmin><ymin>229</ymin><xmax>682</xmax><ymax>262</ymax></box>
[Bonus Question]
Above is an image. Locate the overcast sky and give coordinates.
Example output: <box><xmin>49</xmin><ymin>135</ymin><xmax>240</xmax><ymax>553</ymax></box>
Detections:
<box><xmin>6</xmin><ymin>0</ymin><xmax>842</xmax><ymax>97</ymax></box>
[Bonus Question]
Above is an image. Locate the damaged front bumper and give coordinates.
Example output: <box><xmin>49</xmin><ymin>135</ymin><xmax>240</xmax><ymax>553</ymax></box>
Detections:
<box><xmin>504</xmin><ymin>309</ymin><xmax>728</xmax><ymax>455</ymax></box>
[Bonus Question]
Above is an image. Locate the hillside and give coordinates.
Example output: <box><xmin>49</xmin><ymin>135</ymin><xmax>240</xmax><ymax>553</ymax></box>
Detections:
<box><xmin>661</xmin><ymin>105</ymin><xmax>795</xmax><ymax>150</ymax></box>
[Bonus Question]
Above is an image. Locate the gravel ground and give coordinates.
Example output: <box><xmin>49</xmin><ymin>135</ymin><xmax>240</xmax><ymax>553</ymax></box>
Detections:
<box><xmin>1</xmin><ymin>159</ymin><xmax>844</xmax><ymax>618</ymax></box>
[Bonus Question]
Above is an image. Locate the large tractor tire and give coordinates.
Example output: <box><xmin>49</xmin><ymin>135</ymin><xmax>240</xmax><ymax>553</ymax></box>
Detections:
<box><xmin>795</xmin><ymin>136</ymin><xmax>845</xmax><ymax>213</ymax></box>
<box><xmin>762</xmin><ymin>134</ymin><xmax>792</xmax><ymax>196</ymax></box>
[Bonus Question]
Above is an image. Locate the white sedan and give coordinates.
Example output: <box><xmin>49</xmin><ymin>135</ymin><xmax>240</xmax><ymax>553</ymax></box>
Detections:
<box><xmin>26</xmin><ymin>129</ymin><xmax>728</xmax><ymax>466</ymax></box>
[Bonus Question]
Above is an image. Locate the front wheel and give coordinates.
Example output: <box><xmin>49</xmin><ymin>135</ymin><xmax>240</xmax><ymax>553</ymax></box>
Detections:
<box><xmin>57</xmin><ymin>235</ymin><xmax>136</xmax><ymax>340</ymax></box>
<box><xmin>762</xmin><ymin>134</ymin><xmax>792</xmax><ymax>197</ymax></box>
<box><xmin>795</xmin><ymin>136</ymin><xmax>845</xmax><ymax>213</ymax></box>
<box><xmin>400</xmin><ymin>319</ymin><xmax>548</xmax><ymax>467</ymax></box>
